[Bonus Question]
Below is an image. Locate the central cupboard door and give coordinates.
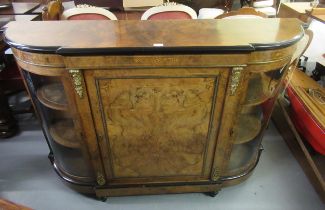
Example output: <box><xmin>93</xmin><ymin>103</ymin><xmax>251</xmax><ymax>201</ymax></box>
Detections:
<box><xmin>85</xmin><ymin>67</ymin><xmax>229</xmax><ymax>184</ymax></box>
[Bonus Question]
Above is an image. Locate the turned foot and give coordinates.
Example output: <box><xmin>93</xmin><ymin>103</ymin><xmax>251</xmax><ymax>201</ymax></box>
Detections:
<box><xmin>97</xmin><ymin>196</ymin><xmax>108</xmax><ymax>202</ymax></box>
<box><xmin>204</xmin><ymin>190</ymin><xmax>220</xmax><ymax>197</ymax></box>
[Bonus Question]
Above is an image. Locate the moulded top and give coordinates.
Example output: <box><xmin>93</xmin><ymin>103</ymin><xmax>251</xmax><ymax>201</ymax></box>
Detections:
<box><xmin>4</xmin><ymin>18</ymin><xmax>304</xmax><ymax>55</ymax></box>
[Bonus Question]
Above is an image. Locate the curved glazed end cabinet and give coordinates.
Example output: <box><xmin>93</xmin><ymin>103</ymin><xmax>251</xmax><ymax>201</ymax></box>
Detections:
<box><xmin>4</xmin><ymin>19</ymin><xmax>303</xmax><ymax>198</ymax></box>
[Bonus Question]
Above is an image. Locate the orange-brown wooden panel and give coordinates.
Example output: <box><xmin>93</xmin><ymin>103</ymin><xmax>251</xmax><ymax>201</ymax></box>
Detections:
<box><xmin>85</xmin><ymin>67</ymin><xmax>228</xmax><ymax>184</ymax></box>
<box><xmin>99</xmin><ymin>77</ymin><xmax>214</xmax><ymax>178</ymax></box>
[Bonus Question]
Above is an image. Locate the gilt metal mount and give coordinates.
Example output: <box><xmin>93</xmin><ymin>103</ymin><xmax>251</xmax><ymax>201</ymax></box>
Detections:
<box><xmin>230</xmin><ymin>66</ymin><xmax>244</xmax><ymax>96</ymax></box>
<box><xmin>211</xmin><ymin>167</ymin><xmax>220</xmax><ymax>182</ymax></box>
<box><xmin>97</xmin><ymin>172</ymin><xmax>106</xmax><ymax>186</ymax></box>
<box><xmin>69</xmin><ymin>69</ymin><xmax>84</xmax><ymax>99</ymax></box>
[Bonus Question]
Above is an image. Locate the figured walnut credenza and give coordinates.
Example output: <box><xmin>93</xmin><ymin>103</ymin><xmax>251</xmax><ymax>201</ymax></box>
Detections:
<box><xmin>4</xmin><ymin>19</ymin><xmax>304</xmax><ymax>199</ymax></box>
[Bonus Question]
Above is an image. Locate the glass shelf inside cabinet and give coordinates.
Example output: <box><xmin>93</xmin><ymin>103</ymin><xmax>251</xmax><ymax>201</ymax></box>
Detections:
<box><xmin>243</xmin><ymin>67</ymin><xmax>286</xmax><ymax>106</ymax></box>
<box><xmin>234</xmin><ymin>106</ymin><xmax>263</xmax><ymax>144</ymax></box>
<box><xmin>224</xmin><ymin>137</ymin><xmax>261</xmax><ymax>177</ymax></box>
<box><xmin>35</xmin><ymin>80</ymin><xmax>79</xmax><ymax>149</ymax></box>
<box><xmin>49</xmin><ymin>118</ymin><xmax>80</xmax><ymax>148</ymax></box>
<box><xmin>52</xmin><ymin>141</ymin><xmax>93</xmax><ymax>178</ymax></box>
<box><xmin>37</xmin><ymin>83</ymin><xmax>68</xmax><ymax>110</ymax></box>
<box><xmin>22</xmin><ymin>70</ymin><xmax>95</xmax><ymax>180</ymax></box>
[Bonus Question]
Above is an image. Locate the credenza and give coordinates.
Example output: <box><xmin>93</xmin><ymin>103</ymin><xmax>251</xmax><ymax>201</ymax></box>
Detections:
<box><xmin>4</xmin><ymin>19</ymin><xmax>303</xmax><ymax>199</ymax></box>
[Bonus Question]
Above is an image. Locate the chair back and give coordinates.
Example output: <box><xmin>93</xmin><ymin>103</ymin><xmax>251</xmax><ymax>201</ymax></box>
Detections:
<box><xmin>252</xmin><ymin>0</ymin><xmax>274</xmax><ymax>8</ymax></box>
<box><xmin>61</xmin><ymin>5</ymin><xmax>118</xmax><ymax>20</ymax></box>
<box><xmin>198</xmin><ymin>8</ymin><xmax>224</xmax><ymax>19</ymax></box>
<box><xmin>173</xmin><ymin>0</ymin><xmax>233</xmax><ymax>12</ymax></box>
<box><xmin>141</xmin><ymin>2</ymin><xmax>197</xmax><ymax>20</ymax></box>
<box><xmin>216</xmin><ymin>7</ymin><xmax>267</xmax><ymax>19</ymax></box>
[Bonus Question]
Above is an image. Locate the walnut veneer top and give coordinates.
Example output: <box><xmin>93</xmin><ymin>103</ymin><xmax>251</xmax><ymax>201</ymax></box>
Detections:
<box><xmin>4</xmin><ymin>18</ymin><xmax>304</xmax><ymax>55</ymax></box>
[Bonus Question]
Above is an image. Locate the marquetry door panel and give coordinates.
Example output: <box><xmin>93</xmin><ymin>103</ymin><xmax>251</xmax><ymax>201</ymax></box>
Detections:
<box><xmin>85</xmin><ymin>67</ymin><xmax>229</xmax><ymax>184</ymax></box>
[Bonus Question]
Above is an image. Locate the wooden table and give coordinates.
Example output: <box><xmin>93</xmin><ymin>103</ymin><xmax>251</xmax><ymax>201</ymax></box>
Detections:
<box><xmin>310</xmin><ymin>8</ymin><xmax>325</xmax><ymax>63</ymax></box>
<box><xmin>0</xmin><ymin>14</ymin><xmax>39</xmax><ymax>27</ymax></box>
<box><xmin>0</xmin><ymin>2</ymin><xmax>40</xmax><ymax>15</ymax></box>
<box><xmin>303</xmin><ymin>8</ymin><xmax>325</xmax><ymax>67</ymax></box>
<box><xmin>277</xmin><ymin>2</ymin><xmax>313</xmax><ymax>23</ymax></box>
<box><xmin>312</xmin><ymin>14</ymin><xmax>325</xmax><ymax>23</ymax></box>
<box><xmin>310</xmin><ymin>8</ymin><xmax>325</xmax><ymax>24</ymax></box>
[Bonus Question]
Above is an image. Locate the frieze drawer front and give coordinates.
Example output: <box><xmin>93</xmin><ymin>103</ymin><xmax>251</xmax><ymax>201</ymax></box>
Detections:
<box><xmin>85</xmin><ymin>68</ymin><xmax>228</xmax><ymax>184</ymax></box>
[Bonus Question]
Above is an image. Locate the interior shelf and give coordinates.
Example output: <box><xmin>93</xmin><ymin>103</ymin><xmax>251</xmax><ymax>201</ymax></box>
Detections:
<box><xmin>53</xmin><ymin>143</ymin><xmax>95</xmax><ymax>179</ymax></box>
<box><xmin>49</xmin><ymin>119</ymin><xmax>80</xmax><ymax>148</ymax></box>
<box><xmin>234</xmin><ymin>112</ymin><xmax>262</xmax><ymax>144</ymax></box>
<box><xmin>224</xmin><ymin>137</ymin><xmax>260</xmax><ymax>177</ymax></box>
<box><xmin>37</xmin><ymin>83</ymin><xmax>68</xmax><ymax>110</ymax></box>
<box><xmin>243</xmin><ymin>73</ymin><xmax>270</xmax><ymax>106</ymax></box>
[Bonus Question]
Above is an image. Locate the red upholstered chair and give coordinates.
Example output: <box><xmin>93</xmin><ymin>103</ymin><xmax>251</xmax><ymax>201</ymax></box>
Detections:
<box><xmin>61</xmin><ymin>5</ymin><xmax>118</xmax><ymax>20</ymax></box>
<box><xmin>141</xmin><ymin>1</ymin><xmax>197</xmax><ymax>20</ymax></box>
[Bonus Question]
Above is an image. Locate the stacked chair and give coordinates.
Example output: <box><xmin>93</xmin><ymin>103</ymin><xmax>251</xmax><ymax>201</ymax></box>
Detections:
<box><xmin>240</xmin><ymin>0</ymin><xmax>276</xmax><ymax>17</ymax></box>
<box><xmin>216</xmin><ymin>7</ymin><xmax>267</xmax><ymax>19</ymax></box>
<box><xmin>252</xmin><ymin>0</ymin><xmax>277</xmax><ymax>17</ymax></box>
<box><xmin>141</xmin><ymin>1</ymin><xmax>197</xmax><ymax>20</ymax></box>
<box><xmin>61</xmin><ymin>4</ymin><xmax>118</xmax><ymax>20</ymax></box>
<box><xmin>42</xmin><ymin>0</ymin><xmax>279</xmax><ymax>21</ymax></box>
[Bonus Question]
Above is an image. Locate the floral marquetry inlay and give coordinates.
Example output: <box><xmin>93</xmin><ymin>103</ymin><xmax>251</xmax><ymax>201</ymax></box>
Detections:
<box><xmin>98</xmin><ymin>77</ymin><xmax>217</xmax><ymax>178</ymax></box>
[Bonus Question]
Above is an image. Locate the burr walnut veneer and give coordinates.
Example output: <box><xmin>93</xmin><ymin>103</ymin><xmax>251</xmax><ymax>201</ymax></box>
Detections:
<box><xmin>4</xmin><ymin>19</ymin><xmax>303</xmax><ymax>199</ymax></box>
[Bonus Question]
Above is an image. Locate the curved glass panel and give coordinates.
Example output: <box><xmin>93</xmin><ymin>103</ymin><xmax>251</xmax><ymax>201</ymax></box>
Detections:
<box><xmin>21</xmin><ymin>70</ymin><xmax>94</xmax><ymax>181</ymax></box>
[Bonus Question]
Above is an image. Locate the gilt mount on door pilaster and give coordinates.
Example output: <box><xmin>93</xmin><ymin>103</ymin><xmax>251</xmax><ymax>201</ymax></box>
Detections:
<box><xmin>211</xmin><ymin>167</ymin><xmax>221</xmax><ymax>182</ymax></box>
<box><xmin>96</xmin><ymin>172</ymin><xmax>106</xmax><ymax>186</ymax></box>
<box><xmin>69</xmin><ymin>69</ymin><xmax>84</xmax><ymax>99</ymax></box>
<box><xmin>230</xmin><ymin>67</ymin><xmax>244</xmax><ymax>96</ymax></box>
